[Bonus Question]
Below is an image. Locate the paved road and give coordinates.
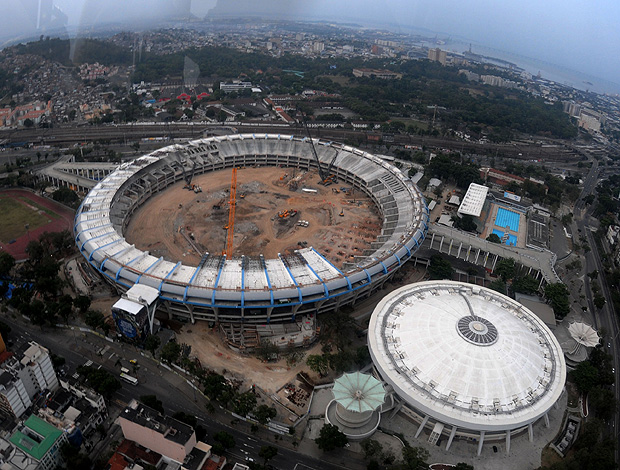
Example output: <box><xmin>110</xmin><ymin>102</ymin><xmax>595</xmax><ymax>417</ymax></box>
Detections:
<box><xmin>2</xmin><ymin>318</ymin><xmax>363</xmax><ymax>470</ymax></box>
<box><xmin>571</xmin><ymin>155</ymin><xmax>618</xmax><ymax>463</ymax></box>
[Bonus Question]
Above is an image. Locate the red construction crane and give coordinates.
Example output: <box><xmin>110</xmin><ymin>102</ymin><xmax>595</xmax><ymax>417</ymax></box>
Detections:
<box><xmin>224</xmin><ymin>168</ymin><xmax>237</xmax><ymax>256</ymax></box>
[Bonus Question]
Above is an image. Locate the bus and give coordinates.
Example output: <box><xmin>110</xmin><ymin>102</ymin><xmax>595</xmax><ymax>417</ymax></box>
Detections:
<box><xmin>120</xmin><ymin>373</ymin><xmax>138</xmax><ymax>386</ymax></box>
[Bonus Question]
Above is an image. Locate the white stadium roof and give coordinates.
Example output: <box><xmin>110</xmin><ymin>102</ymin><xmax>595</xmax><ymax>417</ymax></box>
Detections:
<box><xmin>368</xmin><ymin>281</ymin><xmax>566</xmax><ymax>432</ymax></box>
<box><xmin>458</xmin><ymin>183</ymin><xmax>489</xmax><ymax>217</ymax></box>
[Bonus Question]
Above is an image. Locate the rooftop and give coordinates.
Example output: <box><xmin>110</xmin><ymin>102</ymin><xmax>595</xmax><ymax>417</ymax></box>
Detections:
<box><xmin>9</xmin><ymin>415</ymin><xmax>63</xmax><ymax>460</ymax></box>
<box><xmin>368</xmin><ymin>281</ymin><xmax>566</xmax><ymax>431</ymax></box>
<box><xmin>458</xmin><ymin>183</ymin><xmax>489</xmax><ymax>217</ymax></box>
<box><xmin>121</xmin><ymin>402</ymin><xmax>195</xmax><ymax>446</ymax></box>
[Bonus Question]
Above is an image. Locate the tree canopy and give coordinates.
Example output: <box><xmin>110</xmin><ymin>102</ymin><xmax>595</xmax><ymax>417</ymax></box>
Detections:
<box><xmin>315</xmin><ymin>423</ymin><xmax>348</xmax><ymax>451</ymax></box>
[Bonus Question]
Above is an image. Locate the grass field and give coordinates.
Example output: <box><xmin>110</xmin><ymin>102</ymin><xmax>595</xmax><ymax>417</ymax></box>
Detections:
<box><xmin>0</xmin><ymin>196</ymin><xmax>55</xmax><ymax>242</ymax></box>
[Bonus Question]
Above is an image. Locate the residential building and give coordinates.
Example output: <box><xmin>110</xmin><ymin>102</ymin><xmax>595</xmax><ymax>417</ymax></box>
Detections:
<box><xmin>118</xmin><ymin>400</ymin><xmax>197</xmax><ymax>463</ymax></box>
<box><xmin>428</xmin><ymin>48</ymin><xmax>447</xmax><ymax>65</ymax></box>
<box><xmin>9</xmin><ymin>415</ymin><xmax>68</xmax><ymax>470</ymax></box>
<box><xmin>0</xmin><ymin>370</ymin><xmax>32</xmax><ymax>418</ymax></box>
<box><xmin>0</xmin><ymin>342</ymin><xmax>59</xmax><ymax>417</ymax></box>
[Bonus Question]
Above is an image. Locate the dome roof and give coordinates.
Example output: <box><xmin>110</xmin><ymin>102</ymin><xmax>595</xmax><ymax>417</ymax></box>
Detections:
<box><xmin>368</xmin><ymin>281</ymin><xmax>566</xmax><ymax>431</ymax></box>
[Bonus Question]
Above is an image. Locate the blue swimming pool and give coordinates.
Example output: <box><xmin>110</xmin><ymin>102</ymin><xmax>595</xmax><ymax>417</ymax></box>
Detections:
<box><xmin>496</xmin><ymin>207</ymin><xmax>521</xmax><ymax>231</ymax></box>
<box><xmin>492</xmin><ymin>229</ymin><xmax>517</xmax><ymax>246</ymax></box>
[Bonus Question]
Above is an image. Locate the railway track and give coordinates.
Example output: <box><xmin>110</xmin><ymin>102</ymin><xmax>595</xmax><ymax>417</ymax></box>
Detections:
<box><xmin>0</xmin><ymin>123</ymin><xmax>579</xmax><ymax>162</ymax></box>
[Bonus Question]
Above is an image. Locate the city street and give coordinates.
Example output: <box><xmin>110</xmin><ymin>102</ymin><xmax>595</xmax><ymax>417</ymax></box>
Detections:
<box><xmin>1</xmin><ymin>317</ymin><xmax>363</xmax><ymax>470</ymax></box>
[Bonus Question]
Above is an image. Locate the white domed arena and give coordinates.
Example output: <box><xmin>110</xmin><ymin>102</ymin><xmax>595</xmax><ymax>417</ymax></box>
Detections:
<box><xmin>74</xmin><ymin>134</ymin><xmax>428</xmax><ymax>325</ymax></box>
<box><xmin>368</xmin><ymin>280</ymin><xmax>566</xmax><ymax>455</ymax></box>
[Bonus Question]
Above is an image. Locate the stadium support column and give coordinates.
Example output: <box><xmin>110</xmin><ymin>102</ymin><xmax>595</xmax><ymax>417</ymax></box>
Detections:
<box><xmin>477</xmin><ymin>431</ymin><xmax>485</xmax><ymax>456</ymax></box>
<box><xmin>544</xmin><ymin>413</ymin><xmax>550</xmax><ymax>427</ymax></box>
<box><xmin>445</xmin><ymin>426</ymin><xmax>457</xmax><ymax>450</ymax></box>
<box><xmin>414</xmin><ymin>415</ymin><xmax>429</xmax><ymax>438</ymax></box>
<box><xmin>505</xmin><ymin>430</ymin><xmax>511</xmax><ymax>454</ymax></box>
<box><xmin>528</xmin><ymin>423</ymin><xmax>534</xmax><ymax>442</ymax></box>
<box><xmin>491</xmin><ymin>254</ymin><xmax>499</xmax><ymax>270</ymax></box>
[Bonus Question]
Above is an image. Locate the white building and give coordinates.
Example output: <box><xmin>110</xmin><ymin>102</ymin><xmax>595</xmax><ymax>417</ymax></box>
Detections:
<box><xmin>368</xmin><ymin>281</ymin><xmax>566</xmax><ymax>455</ymax></box>
<box><xmin>0</xmin><ymin>342</ymin><xmax>59</xmax><ymax>418</ymax></box>
<box><xmin>0</xmin><ymin>370</ymin><xmax>32</xmax><ymax>418</ymax></box>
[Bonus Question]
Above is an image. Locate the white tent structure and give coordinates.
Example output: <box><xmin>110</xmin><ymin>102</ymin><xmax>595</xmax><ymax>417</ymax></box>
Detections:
<box><xmin>332</xmin><ymin>372</ymin><xmax>386</xmax><ymax>413</ymax></box>
<box><xmin>568</xmin><ymin>322</ymin><xmax>599</xmax><ymax>355</ymax></box>
<box><xmin>325</xmin><ymin>372</ymin><xmax>387</xmax><ymax>440</ymax></box>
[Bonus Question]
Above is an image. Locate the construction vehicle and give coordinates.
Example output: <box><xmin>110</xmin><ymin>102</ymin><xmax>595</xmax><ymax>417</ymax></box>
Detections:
<box><xmin>213</xmin><ymin>198</ymin><xmax>225</xmax><ymax>210</ymax></box>
<box><xmin>339</xmin><ymin>208</ymin><xmax>345</xmax><ymax>217</ymax></box>
<box><xmin>278</xmin><ymin>210</ymin><xmax>289</xmax><ymax>218</ymax></box>
<box><xmin>239</xmin><ymin>193</ymin><xmax>246</xmax><ymax>199</ymax></box>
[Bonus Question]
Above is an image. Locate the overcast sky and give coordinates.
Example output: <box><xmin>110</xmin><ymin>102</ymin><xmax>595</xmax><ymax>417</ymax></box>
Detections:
<box><xmin>2</xmin><ymin>0</ymin><xmax>618</xmax><ymax>89</ymax></box>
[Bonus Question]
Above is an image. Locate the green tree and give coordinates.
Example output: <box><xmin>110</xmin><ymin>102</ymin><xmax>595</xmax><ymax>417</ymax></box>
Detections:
<box><xmin>84</xmin><ymin>309</ymin><xmax>105</xmax><ymax>331</ymax></box>
<box><xmin>233</xmin><ymin>390</ymin><xmax>257</xmax><ymax>417</ymax></box>
<box><xmin>428</xmin><ymin>255</ymin><xmax>453</xmax><ymax>280</ymax></box>
<box><xmin>254</xmin><ymin>404</ymin><xmax>277</xmax><ymax>425</ymax></box>
<box><xmin>494</xmin><ymin>258</ymin><xmax>516</xmax><ymax>282</ymax></box>
<box><xmin>360</xmin><ymin>439</ymin><xmax>383</xmax><ymax>460</ymax></box>
<box><xmin>512</xmin><ymin>275</ymin><xmax>539</xmax><ymax>295</ymax></box>
<box><xmin>73</xmin><ymin>295</ymin><xmax>91</xmax><ymax>313</ymax></box>
<box><xmin>589</xmin><ymin>387</ymin><xmax>617</xmax><ymax>421</ymax></box>
<box><xmin>306</xmin><ymin>354</ymin><xmax>330</xmax><ymax>376</ymax></box>
<box><xmin>0</xmin><ymin>251</ymin><xmax>15</xmax><ymax>277</ymax></box>
<box><xmin>258</xmin><ymin>445</ymin><xmax>278</xmax><ymax>465</ymax></box>
<box><xmin>594</xmin><ymin>294</ymin><xmax>606</xmax><ymax>309</ymax></box>
<box><xmin>144</xmin><ymin>335</ymin><xmax>161</xmax><ymax>355</ymax></box>
<box><xmin>315</xmin><ymin>423</ymin><xmax>348</xmax><ymax>451</ymax></box>
<box><xmin>76</xmin><ymin>365</ymin><xmax>121</xmax><ymax>399</ymax></box>
<box><xmin>455</xmin><ymin>463</ymin><xmax>474</xmax><ymax>470</ymax></box>
<box><xmin>23</xmin><ymin>118</ymin><xmax>34</xmax><ymax>128</ymax></box>
<box><xmin>140</xmin><ymin>394</ymin><xmax>164</xmax><ymax>414</ymax></box>
<box><xmin>213</xmin><ymin>431</ymin><xmax>236</xmax><ymax>450</ymax></box>
<box><xmin>571</xmin><ymin>361</ymin><xmax>599</xmax><ymax>394</ymax></box>
<box><xmin>544</xmin><ymin>283</ymin><xmax>571</xmax><ymax>319</ymax></box>
<box><xmin>402</xmin><ymin>445</ymin><xmax>429</xmax><ymax>469</ymax></box>
<box><xmin>160</xmin><ymin>340</ymin><xmax>181</xmax><ymax>364</ymax></box>
<box><xmin>486</xmin><ymin>233</ymin><xmax>501</xmax><ymax>244</ymax></box>
<box><xmin>488</xmin><ymin>279</ymin><xmax>507</xmax><ymax>294</ymax></box>
<box><xmin>57</xmin><ymin>294</ymin><xmax>74</xmax><ymax>324</ymax></box>
<box><xmin>203</xmin><ymin>373</ymin><xmax>232</xmax><ymax>401</ymax></box>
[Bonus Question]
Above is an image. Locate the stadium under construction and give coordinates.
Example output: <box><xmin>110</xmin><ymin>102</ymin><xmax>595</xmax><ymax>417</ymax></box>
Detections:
<box><xmin>74</xmin><ymin>134</ymin><xmax>429</xmax><ymax>325</ymax></box>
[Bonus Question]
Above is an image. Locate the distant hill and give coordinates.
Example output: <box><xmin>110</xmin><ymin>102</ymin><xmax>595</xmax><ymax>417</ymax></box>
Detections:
<box><xmin>9</xmin><ymin>38</ymin><xmax>131</xmax><ymax>66</ymax></box>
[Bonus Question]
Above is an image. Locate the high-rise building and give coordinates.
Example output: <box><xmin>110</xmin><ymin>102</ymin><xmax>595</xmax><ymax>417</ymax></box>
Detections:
<box><xmin>0</xmin><ymin>370</ymin><xmax>32</xmax><ymax>418</ymax></box>
<box><xmin>427</xmin><ymin>48</ymin><xmax>447</xmax><ymax>65</ymax></box>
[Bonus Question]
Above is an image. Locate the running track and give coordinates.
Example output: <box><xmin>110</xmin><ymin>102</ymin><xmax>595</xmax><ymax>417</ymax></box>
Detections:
<box><xmin>0</xmin><ymin>189</ymin><xmax>75</xmax><ymax>260</ymax></box>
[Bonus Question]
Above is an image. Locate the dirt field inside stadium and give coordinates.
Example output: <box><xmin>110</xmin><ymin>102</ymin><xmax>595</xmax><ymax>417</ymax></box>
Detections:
<box><xmin>125</xmin><ymin>167</ymin><xmax>382</xmax><ymax>268</ymax></box>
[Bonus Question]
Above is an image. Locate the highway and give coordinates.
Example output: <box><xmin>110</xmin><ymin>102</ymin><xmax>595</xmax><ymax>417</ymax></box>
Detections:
<box><xmin>2</xmin><ymin>317</ymin><xmax>363</xmax><ymax>470</ymax></box>
<box><xmin>570</xmin><ymin>155</ymin><xmax>619</xmax><ymax>462</ymax></box>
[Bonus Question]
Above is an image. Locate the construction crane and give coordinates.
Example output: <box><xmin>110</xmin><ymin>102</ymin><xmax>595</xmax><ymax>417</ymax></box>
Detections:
<box><xmin>298</xmin><ymin>107</ymin><xmax>329</xmax><ymax>183</ymax></box>
<box><xmin>224</xmin><ymin>168</ymin><xmax>237</xmax><ymax>256</ymax></box>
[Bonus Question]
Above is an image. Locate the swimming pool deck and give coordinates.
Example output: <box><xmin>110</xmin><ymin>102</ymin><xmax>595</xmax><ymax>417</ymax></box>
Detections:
<box><xmin>482</xmin><ymin>203</ymin><xmax>527</xmax><ymax>248</ymax></box>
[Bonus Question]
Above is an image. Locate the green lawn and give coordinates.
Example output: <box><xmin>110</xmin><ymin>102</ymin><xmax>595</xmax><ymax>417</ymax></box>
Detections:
<box><xmin>0</xmin><ymin>197</ymin><xmax>53</xmax><ymax>242</ymax></box>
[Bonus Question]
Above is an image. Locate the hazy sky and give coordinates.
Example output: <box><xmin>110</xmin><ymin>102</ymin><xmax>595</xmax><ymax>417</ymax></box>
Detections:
<box><xmin>2</xmin><ymin>0</ymin><xmax>618</xmax><ymax>88</ymax></box>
